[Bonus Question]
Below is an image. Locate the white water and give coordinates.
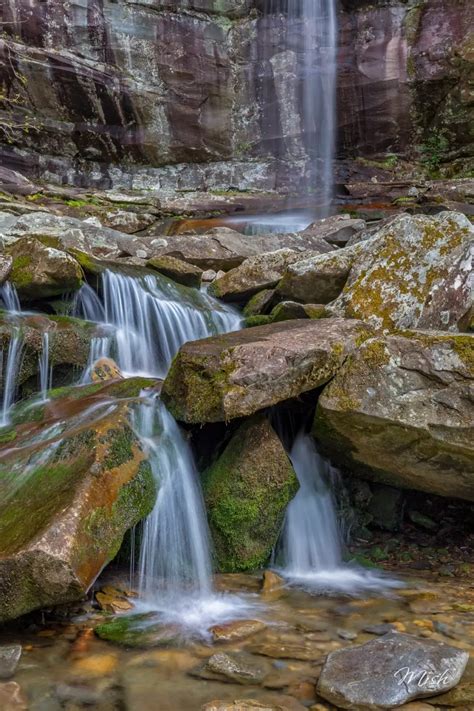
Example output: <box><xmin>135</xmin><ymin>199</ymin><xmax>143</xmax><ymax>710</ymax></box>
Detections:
<box><xmin>0</xmin><ymin>282</ymin><xmax>21</xmax><ymax>313</ymax></box>
<box><xmin>265</xmin><ymin>0</ymin><xmax>337</xmax><ymax>215</ymax></box>
<box><xmin>278</xmin><ymin>433</ymin><xmax>401</xmax><ymax>594</ymax></box>
<box><xmin>0</xmin><ymin>331</ymin><xmax>23</xmax><ymax>426</ymax></box>
<box><xmin>38</xmin><ymin>332</ymin><xmax>52</xmax><ymax>401</ymax></box>
<box><xmin>74</xmin><ymin>270</ymin><xmax>241</xmax><ymax>378</ymax></box>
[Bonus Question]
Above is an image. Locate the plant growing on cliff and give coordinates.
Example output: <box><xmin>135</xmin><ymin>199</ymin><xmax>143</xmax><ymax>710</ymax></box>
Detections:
<box><xmin>418</xmin><ymin>130</ymin><xmax>449</xmax><ymax>176</ymax></box>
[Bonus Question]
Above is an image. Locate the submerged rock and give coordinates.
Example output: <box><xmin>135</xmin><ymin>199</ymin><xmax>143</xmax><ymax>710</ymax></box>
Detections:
<box><xmin>6</xmin><ymin>237</ymin><xmax>84</xmax><ymax>299</ymax></box>
<box><xmin>162</xmin><ymin>318</ymin><xmax>373</xmax><ymax>423</ymax></box>
<box><xmin>197</xmin><ymin>651</ymin><xmax>269</xmax><ymax>685</ymax></box>
<box><xmin>315</xmin><ymin>332</ymin><xmax>474</xmax><ymax>500</ymax></box>
<box><xmin>0</xmin><ymin>682</ymin><xmax>27</xmax><ymax>711</ymax></box>
<box><xmin>317</xmin><ymin>632</ymin><xmax>469</xmax><ymax>709</ymax></box>
<box><xmin>203</xmin><ymin>415</ymin><xmax>298</xmax><ymax>572</ymax></box>
<box><xmin>95</xmin><ymin>613</ymin><xmax>180</xmax><ymax>648</ymax></box>
<box><xmin>210</xmin><ymin>620</ymin><xmax>267</xmax><ymax>643</ymax></box>
<box><xmin>146</xmin><ymin>254</ymin><xmax>203</xmax><ymax>288</ymax></box>
<box><xmin>0</xmin><ymin>378</ymin><xmax>156</xmax><ymax>622</ymax></box>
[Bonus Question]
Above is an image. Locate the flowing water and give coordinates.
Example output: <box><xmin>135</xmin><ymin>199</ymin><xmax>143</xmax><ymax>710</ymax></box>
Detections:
<box><xmin>263</xmin><ymin>0</ymin><xmax>337</xmax><ymax>218</ymax></box>
<box><xmin>74</xmin><ymin>269</ymin><xmax>241</xmax><ymax>378</ymax></box>
<box><xmin>277</xmin><ymin>433</ymin><xmax>401</xmax><ymax>594</ymax></box>
<box><xmin>38</xmin><ymin>332</ymin><xmax>52</xmax><ymax>401</ymax></box>
<box><xmin>0</xmin><ymin>282</ymin><xmax>21</xmax><ymax>312</ymax></box>
<box><xmin>0</xmin><ymin>330</ymin><xmax>23</xmax><ymax>426</ymax></box>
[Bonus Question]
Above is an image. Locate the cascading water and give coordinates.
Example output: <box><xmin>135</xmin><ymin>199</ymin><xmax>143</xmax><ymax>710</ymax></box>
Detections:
<box><xmin>77</xmin><ymin>267</ymin><xmax>254</xmax><ymax>634</ymax></box>
<box><xmin>0</xmin><ymin>282</ymin><xmax>21</xmax><ymax>313</ymax></box>
<box><xmin>262</xmin><ymin>0</ymin><xmax>337</xmax><ymax>220</ymax></box>
<box><xmin>277</xmin><ymin>433</ymin><xmax>401</xmax><ymax>594</ymax></box>
<box><xmin>0</xmin><ymin>331</ymin><xmax>23</xmax><ymax>426</ymax></box>
<box><xmin>75</xmin><ymin>269</ymin><xmax>241</xmax><ymax>378</ymax></box>
<box><xmin>38</xmin><ymin>332</ymin><xmax>52</xmax><ymax>402</ymax></box>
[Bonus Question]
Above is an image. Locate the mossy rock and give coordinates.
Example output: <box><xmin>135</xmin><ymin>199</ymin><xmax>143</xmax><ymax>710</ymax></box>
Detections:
<box><xmin>146</xmin><ymin>255</ymin><xmax>203</xmax><ymax>289</ymax></box>
<box><xmin>203</xmin><ymin>414</ymin><xmax>298</xmax><ymax>572</ymax></box>
<box><xmin>6</xmin><ymin>237</ymin><xmax>84</xmax><ymax>299</ymax></box>
<box><xmin>0</xmin><ymin>377</ymin><xmax>157</xmax><ymax>622</ymax></box>
<box><xmin>95</xmin><ymin>613</ymin><xmax>180</xmax><ymax>648</ymax></box>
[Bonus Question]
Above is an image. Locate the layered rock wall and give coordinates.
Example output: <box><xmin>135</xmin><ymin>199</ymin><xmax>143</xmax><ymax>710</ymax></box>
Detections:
<box><xmin>0</xmin><ymin>0</ymin><xmax>472</xmax><ymax>189</ymax></box>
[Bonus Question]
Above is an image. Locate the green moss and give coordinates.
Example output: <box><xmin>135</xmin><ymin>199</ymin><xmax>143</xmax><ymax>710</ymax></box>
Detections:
<box><xmin>0</xmin><ymin>455</ymin><xmax>90</xmax><ymax>554</ymax></box>
<box><xmin>362</xmin><ymin>339</ymin><xmax>391</xmax><ymax>367</ymax></box>
<box><xmin>244</xmin><ymin>314</ymin><xmax>273</xmax><ymax>328</ymax></box>
<box><xmin>203</xmin><ymin>415</ymin><xmax>298</xmax><ymax>572</ymax></box>
<box><xmin>103</xmin><ymin>427</ymin><xmax>135</xmax><ymax>470</ymax></box>
<box><xmin>94</xmin><ymin>612</ymin><xmax>179</xmax><ymax>648</ymax></box>
<box><xmin>10</xmin><ymin>254</ymin><xmax>33</xmax><ymax>289</ymax></box>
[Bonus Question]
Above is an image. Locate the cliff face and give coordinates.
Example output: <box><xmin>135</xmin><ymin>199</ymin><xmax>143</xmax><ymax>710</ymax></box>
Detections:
<box><xmin>0</xmin><ymin>0</ymin><xmax>472</xmax><ymax>190</ymax></box>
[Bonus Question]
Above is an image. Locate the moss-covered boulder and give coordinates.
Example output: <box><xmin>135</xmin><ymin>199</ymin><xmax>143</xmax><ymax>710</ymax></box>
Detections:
<box><xmin>209</xmin><ymin>246</ymin><xmax>332</xmax><ymax>302</ymax></box>
<box><xmin>162</xmin><ymin>318</ymin><xmax>374</xmax><ymax>423</ymax></box>
<box><xmin>6</xmin><ymin>237</ymin><xmax>84</xmax><ymax>299</ymax></box>
<box><xmin>0</xmin><ymin>377</ymin><xmax>157</xmax><ymax>621</ymax></box>
<box><xmin>146</xmin><ymin>255</ymin><xmax>203</xmax><ymax>288</ymax></box>
<box><xmin>280</xmin><ymin>212</ymin><xmax>473</xmax><ymax>331</ymax></box>
<box><xmin>315</xmin><ymin>332</ymin><xmax>474</xmax><ymax>500</ymax></box>
<box><xmin>203</xmin><ymin>415</ymin><xmax>298</xmax><ymax>572</ymax></box>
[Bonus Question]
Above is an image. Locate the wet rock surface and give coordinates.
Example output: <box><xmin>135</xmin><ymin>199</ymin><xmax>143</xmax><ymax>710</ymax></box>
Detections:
<box><xmin>317</xmin><ymin>632</ymin><xmax>469</xmax><ymax>709</ymax></box>
<box><xmin>0</xmin><ymin>378</ymin><xmax>157</xmax><ymax>622</ymax></box>
<box><xmin>162</xmin><ymin>317</ymin><xmax>373</xmax><ymax>422</ymax></box>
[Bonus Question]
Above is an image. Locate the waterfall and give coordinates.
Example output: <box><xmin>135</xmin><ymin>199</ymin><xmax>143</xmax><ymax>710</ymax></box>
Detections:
<box><xmin>277</xmin><ymin>433</ymin><xmax>401</xmax><ymax>594</ymax></box>
<box><xmin>74</xmin><ymin>270</ymin><xmax>241</xmax><ymax>378</ymax></box>
<box><xmin>135</xmin><ymin>395</ymin><xmax>212</xmax><ymax>601</ymax></box>
<box><xmin>0</xmin><ymin>283</ymin><xmax>21</xmax><ymax>313</ymax></box>
<box><xmin>38</xmin><ymin>332</ymin><xmax>52</xmax><ymax>401</ymax></box>
<box><xmin>263</xmin><ymin>0</ymin><xmax>337</xmax><ymax>216</ymax></box>
<box><xmin>0</xmin><ymin>331</ymin><xmax>23</xmax><ymax>426</ymax></box>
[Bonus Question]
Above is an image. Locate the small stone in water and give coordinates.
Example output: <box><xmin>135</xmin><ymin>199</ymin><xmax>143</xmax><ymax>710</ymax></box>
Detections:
<box><xmin>0</xmin><ymin>647</ymin><xmax>22</xmax><ymax>680</ymax></box>
<box><xmin>210</xmin><ymin>620</ymin><xmax>267</xmax><ymax>643</ymax></box>
<box><xmin>363</xmin><ymin>623</ymin><xmax>395</xmax><ymax>635</ymax></box>
<box><xmin>95</xmin><ymin>591</ymin><xmax>134</xmax><ymax>613</ymax></box>
<box><xmin>199</xmin><ymin>652</ymin><xmax>269</xmax><ymax>685</ymax></box>
<box><xmin>337</xmin><ymin>629</ymin><xmax>358</xmax><ymax>641</ymax></box>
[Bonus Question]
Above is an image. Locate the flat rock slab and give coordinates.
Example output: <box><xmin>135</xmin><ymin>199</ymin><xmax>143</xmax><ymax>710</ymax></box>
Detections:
<box><xmin>317</xmin><ymin>632</ymin><xmax>469</xmax><ymax>710</ymax></box>
<box><xmin>0</xmin><ymin>646</ymin><xmax>21</xmax><ymax>680</ymax></box>
<box><xmin>162</xmin><ymin>318</ymin><xmax>373</xmax><ymax>422</ymax></box>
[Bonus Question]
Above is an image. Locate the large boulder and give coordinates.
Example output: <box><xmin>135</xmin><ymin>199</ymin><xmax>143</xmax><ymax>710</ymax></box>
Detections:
<box><xmin>0</xmin><ymin>377</ymin><xmax>156</xmax><ymax>622</ymax></box>
<box><xmin>278</xmin><ymin>212</ymin><xmax>473</xmax><ymax>333</ymax></box>
<box><xmin>6</xmin><ymin>238</ymin><xmax>84</xmax><ymax>299</ymax></box>
<box><xmin>330</xmin><ymin>212</ymin><xmax>473</xmax><ymax>331</ymax></box>
<box><xmin>277</xmin><ymin>245</ymin><xmax>359</xmax><ymax>304</ymax></box>
<box><xmin>315</xmin><ymin>332</ymin><xmax>474</xmax><ymax>500</ymax></box>
<box><xmin>203</xmin><ymin>415</ymin><xmax>298</xmax><ymax>572</ymax></box>
<box><xmin>209</xmin><ymin>248</ymin><xmax>330</xmax><ymax>302</ymax></box>
<box><xmin>317</xmin><ymin>632</ymin><xmax>469</xmax><ymax>710</ymax></box>
<box><xmin>148</xmin><ymin>228</ymin><xmax>334</xmax><ymax>272</ymax></box>
<box><xmin>162</xmin><ymin>318</ymin><xmax>374</xmax><ymax>423</ymax></box>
